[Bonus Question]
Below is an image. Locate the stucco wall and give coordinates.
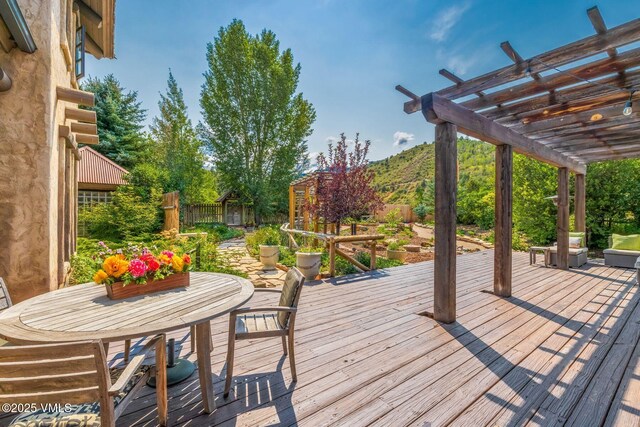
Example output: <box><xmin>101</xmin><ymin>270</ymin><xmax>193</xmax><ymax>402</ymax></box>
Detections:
<box><xmin>0</xmin><ymin>0</ymin><xmax>75</xmax><ymax>303</ymax></box>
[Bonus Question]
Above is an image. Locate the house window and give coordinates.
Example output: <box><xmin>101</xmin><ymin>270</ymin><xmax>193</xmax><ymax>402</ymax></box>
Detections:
<box><xmin>75</xmin><ymin>26</ymin><xmax>85</xmax><ymax>79</ymax></box>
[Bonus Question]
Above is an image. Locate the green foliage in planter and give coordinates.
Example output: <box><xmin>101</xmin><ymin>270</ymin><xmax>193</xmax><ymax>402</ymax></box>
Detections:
<box><xmin>296</xmin><ymin>246</ymin><xmax>324</xmax><ymax>254</ymax></box>
<box><xmin>245</xmin><ymin>226</ymin><xmax>283</xmax><ymax>256</ymax></box>
<box><xmin>387</xmin><ymin>241</ymin><xmax>405</xmax><ymax>251</ymax></box>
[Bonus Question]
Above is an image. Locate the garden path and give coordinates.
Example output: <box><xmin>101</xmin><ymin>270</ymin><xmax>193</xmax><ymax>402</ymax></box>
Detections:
<box><xmin>218</xmin><ymin>238</ymin><xmax>286</xmax><ymax>288</ymax></box>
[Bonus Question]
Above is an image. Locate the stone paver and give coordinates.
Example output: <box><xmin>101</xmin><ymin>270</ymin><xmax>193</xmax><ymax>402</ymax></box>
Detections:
<box><xmin>219</xmin><ymin>239</ymin><xmax>286</xmax><ymax>288</ymax></box>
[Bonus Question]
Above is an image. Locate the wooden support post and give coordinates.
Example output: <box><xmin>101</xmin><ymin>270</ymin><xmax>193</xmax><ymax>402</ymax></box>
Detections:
<box><xmin>494</xmin><ymin>144</ymin><xmax>513</xmax><ymax>297</ymax></box>
<box><xmin>329</xmin><ymin>238</ymin><xmax>336</xmax><ymax>277</ymax></box>
<box><xmin>289</xmin><ymin>186</ymin><xmax>295</xmax><ymax>230</ymax></box>
<box><xmin>303</xmin><ymin>186</ymin><xmax>310</xmax><ymax>231</ymax></box>
<box><xmin>434</xmin><ymin>122</ymin><xmax>457</xmax><ymax>323</ymax></box>
<box><xmin>370</xmin><ymin>241</ymin><xmax>377</xmax><ymax>270</ymax></box>
<box><xmin>575</xmin><ymin>173</ymin><xmax>586</xmax><ymax>233</ymax></box>
<box><xmin>557</xmin><ymin>168</ymin><xmax>570</xmax><ymax>269</ymax></box>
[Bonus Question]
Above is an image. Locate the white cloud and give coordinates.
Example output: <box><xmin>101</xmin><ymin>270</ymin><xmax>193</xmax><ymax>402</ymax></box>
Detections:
<box><xmin>429</xmin><ymin>3</ymin><xmax>470</xmax><ymax>42</ymax></box>
<box><xmin>393</xmin><ymin>131</ymin><xmax>414</xmax><ymax>147</ymax></box>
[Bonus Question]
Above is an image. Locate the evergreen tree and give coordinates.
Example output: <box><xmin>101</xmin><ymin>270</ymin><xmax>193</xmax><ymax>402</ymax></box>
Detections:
<box><xmin>150</xmin><ymin>72</ymin><xmax>216</xmax><ymax>204</ymax></box>
<box><xmin>200</xmin><ymin>19</ymin><xmax>316</xmax><ymax>223</ymax></box>
<box><xmin>81</xmin><ymin>74</ymin><xmax>148</xmax><ymax>168</ymax></box>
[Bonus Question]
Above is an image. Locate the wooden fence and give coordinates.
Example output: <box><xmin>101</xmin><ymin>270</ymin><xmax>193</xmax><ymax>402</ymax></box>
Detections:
<box><xmin>182</xmin><ymin>203</ymin><xmax>223</xmax><ymax>226</ymax></box>
<box><xmin>374</xmin><ymin>204</ymin><xmax>420</xmax><ymax>223</ymax></box>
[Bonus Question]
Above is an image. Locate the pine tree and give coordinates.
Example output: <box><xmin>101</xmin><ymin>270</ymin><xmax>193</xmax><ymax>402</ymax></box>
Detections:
<box><xmin>81</xmin><ymin>74</ymin><xmax>147</xmax><ymax>168</ymax></box>
<box><xmin>150</xmin><ymin>72</ymin><xmax>216</xmax><ymax>204</ymax></box>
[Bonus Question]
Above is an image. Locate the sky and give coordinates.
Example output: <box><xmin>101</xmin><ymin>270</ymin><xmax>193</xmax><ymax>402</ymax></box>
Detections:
<box><xmin>85</xmin><ymin>0</ymin><xmax>640</xmax><ymax>162</ymax></box>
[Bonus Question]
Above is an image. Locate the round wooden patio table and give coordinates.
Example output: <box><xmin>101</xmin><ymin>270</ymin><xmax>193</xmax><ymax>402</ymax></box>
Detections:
<box><xmin>0</xmin><ymin>272</ymin><xmax>254</xmax><ymax>414</ymax></box>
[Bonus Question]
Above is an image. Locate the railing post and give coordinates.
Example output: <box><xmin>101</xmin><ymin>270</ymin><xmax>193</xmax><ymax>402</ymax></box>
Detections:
<box><xmin>370</xmin><ymin>240</ymin><xmax>377</xmax><ymax>270</ymax></box>
<box><xmin>329</xmin><ymin>238</ymin><xmax>336</xmax><ymax>277</ymax></box>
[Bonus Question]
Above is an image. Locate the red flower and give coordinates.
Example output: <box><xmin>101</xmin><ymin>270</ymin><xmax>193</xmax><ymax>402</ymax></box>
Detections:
<box><xmin>146</xmin><ymin>258</ymin><xmax>160</xmax><ymax>272</ymax></box>
<box><xmin>183</xmin><ymin>254</ymin><xmax>192</xmax><ymax>265</ymax></box>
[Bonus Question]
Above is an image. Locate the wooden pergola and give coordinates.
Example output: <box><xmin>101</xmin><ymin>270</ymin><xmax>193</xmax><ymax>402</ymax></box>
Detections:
<box><xmin>398</xmin><ymin>6</ymin><xmax>640</xmax><ymax>323</ymax></box>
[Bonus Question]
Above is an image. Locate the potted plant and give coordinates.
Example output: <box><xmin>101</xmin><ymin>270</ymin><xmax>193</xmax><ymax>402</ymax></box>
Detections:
<box><xmin>92</xmin><ymin>243</ymin><xmax>192</xmax><ymax>300</ymax></box>
<box><xmin>257</xmin><ymin>228</ymin><xmax>281</xmax><ymax>270</ymax></box>
<box><xmin>296</xmin><ymin>247</ymin><xmax>324</xmax><ymax>280</ymax></box>
<box><xmin>386</xmin><ymin>241</ymin><xmax>408</xmax><ymax>262</ymax></box>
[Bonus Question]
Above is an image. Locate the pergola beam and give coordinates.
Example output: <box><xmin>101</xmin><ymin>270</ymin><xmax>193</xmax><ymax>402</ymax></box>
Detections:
<box><xmin>500</xmin><ymin>41</ymin><xmax>540</xmax><ymax>80</ymax></box>
<box><xmin>587</xmin><ymin>6</ymin><xmax>616</xmax><ymax>57</ymax></box>
<box><xmin>462</xmin><ymin>46</ymin><xmax>640</xmax><ymax>111</ymax></box>
<box><xmin>412</xmin><ymin>92</ymin><xmax>586</xmax><ymax>173</ymax></box>
<box><xmin>436</xmin><ymin>14</ymin><xmax>640</xmax><ymax>100</ymax></box>
<box><xmin>439</xmin><ymin>69</ymin><xmax>485</xmax><ymax>97</ymax></box>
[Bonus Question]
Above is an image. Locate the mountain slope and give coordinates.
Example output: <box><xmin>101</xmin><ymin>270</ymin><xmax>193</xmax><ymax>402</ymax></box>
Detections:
<box><xmin>369</xmin><ymin>137</ymin><xmax>495</xmax><ymax>204</ymax></box>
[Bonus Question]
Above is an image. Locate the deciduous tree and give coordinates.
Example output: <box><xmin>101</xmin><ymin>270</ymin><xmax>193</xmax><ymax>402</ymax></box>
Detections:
<box><xmin>311</xmin><ymin>133</ymin><xmax>383</xmax><ymax>234</ymax></box>
<box><xmin>200</xmin><ymin>19</ymin><xmax>315</xmax><ymax>223</ymax></box>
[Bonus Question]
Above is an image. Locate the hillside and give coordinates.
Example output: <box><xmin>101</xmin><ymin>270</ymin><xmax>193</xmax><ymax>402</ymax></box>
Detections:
<box><xmin>369</xmin><ymin>138</ymin><xmax>495</xmax><ymax>204</ymax></box>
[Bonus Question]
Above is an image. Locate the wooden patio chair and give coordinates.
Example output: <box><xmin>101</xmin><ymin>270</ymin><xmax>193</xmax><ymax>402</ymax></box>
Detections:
<box><xmin>224</xmin><ymin>267</ymin><xmax>305</xmax><ymax>398</ymax></box>
<box><xmin>0</xmin><ymin>335</ymin><xmax>168</xmax><ymax>427</ymax></box>
<box><xmin>0</xmin><ymin>277</ymin><xmax>12</xmax><ymax>347</ymax></box>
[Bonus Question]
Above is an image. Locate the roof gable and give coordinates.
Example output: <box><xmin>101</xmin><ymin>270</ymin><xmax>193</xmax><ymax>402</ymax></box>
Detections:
<box><xmin>78</xmin><ymin>146</ymin><xmax>128</xmax><ymax>186</ymax></box>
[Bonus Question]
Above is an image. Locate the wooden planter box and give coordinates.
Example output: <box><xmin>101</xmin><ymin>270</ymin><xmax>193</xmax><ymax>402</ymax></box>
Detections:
<box><xmin>105</xmin><ymin>273</ymin><xmax>190</xmax><ymax>300</ymax></box>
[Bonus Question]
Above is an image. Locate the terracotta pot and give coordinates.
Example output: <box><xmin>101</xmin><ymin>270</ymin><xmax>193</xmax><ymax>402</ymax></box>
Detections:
<box><xmin>387</xmin><ymin>249</ymin><xmax>408</xmax><ymax>262</ymax></box>
<box><xmin>296</xmin><ymin>252</ymin><xmax>323</xmax><ymax>280</ymax></box>
<box><xmin>106</xmin><ymin>273</ymin><xmax>190</xmax><ymax>300</ymax></box>
<box><xmin>259</xmin><ymin>245</ymin><xmax>279</xmax><ymax>270</ymax></box>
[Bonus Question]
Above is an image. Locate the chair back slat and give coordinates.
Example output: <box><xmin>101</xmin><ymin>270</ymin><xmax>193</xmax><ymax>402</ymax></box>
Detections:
<box><xmin>1</xmin><ymin>387</ymin><xmax>101</xmax><ymax>405</ymax></box>
<box><xmin>0</xmin><ymin>277</ymin><xmax>12</xmax><ymax>311</ymax></box>
<box><xmin>277</xmin><ymin>268</ymin><xmax>305</xmax><ymax>327</ymax></box>
<box><xmin>0</xmin><ymin>341</ymin><xmax>107</xmax><ymax>406</ymax></box>
<box><xmin>0</xmin><ymin>356</ymin><xmax>97</xmax><ymax>377</ymax></box>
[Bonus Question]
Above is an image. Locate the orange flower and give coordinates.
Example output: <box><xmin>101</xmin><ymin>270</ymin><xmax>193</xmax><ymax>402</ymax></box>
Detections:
<box><xmin>93</xmin><ymin>269</ymin><xmax>109</xmax><ymax>284</ymax></box>
<box><xmin>158</xmin><ymin>254</ymin><xmax>171</xmax><ymax>265</ymax></box>
<box><xmin>182</xmin><ymin>254</ymin><xmax>191</xmax><ymax>265</ymax></box>
<box><xmin>103</xmin><ymin>255</ymin><xmax>129</xmax><ymax>278</ymax></box>
<box><xmin>171</xmin><ymin>255</ymin><xmax>184</xmax><ymax>272</ymax></box>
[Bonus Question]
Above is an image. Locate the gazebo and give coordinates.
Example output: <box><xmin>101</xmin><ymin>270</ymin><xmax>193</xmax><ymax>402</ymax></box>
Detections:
<box><xmin>397</xmin><ymin>6</ymin><xmax>640</xmax><ymax>323</ymax></box>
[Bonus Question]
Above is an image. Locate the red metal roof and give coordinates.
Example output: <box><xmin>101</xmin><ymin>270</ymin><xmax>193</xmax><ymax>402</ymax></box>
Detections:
<box><xmin>78</xmin><ymin>146</ymin><xmax>128</xmax><ymax>186</ymax></box>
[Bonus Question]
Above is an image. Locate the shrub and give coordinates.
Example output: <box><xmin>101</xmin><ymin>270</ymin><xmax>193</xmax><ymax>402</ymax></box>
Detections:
<box><xmin>69</xmin><ymin>254</ymin><xmax>101</xmax><ymax>285</ymax></box>
<box><xmin>384</xmin><ymin>208</ymin><xmax>403</xmax><ymax>227</ymax></box>
<box><xmin>413</xmin><ymin>204</ymin><xmax>430</xmax><ymax>223</ymax></box>
<box><xmin>81</xmin><ymin>186</ymin><xmax>162</xmax><ymax>241</ymax></box>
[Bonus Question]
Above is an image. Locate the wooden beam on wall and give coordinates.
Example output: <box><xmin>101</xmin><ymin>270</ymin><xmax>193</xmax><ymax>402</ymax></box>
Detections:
<box><xmin>74</xmin><ymin>0</ymin><xmax>103</xmax><ymax>28</ymax></box>
<box><xmin>65</xmin><ymin>107</ymin><xmax>96</xmax><ymax>123</ymax></box>
<box><xmin>417</xmin><ymin>93</ymin><xmax>586</xmax><ymax>174</ymax></box>
<box><xmin>434</xmin><ymin>122</ymin><xmax>457</xmax><ymax>323</ymax></box>
<box><xmin>70</xmin><ymin>122</ymin><xmax>97</xmax><ymax>135</ymax></box>
<box><xmin>556</xmin><ymin>168</ymin><xmax>570</xmax><ymax>269</ymax></box>
<box><xmin>75</xmin><ymin>133</ymin><xmax>99</xmax><ymax>145</ymax></box>
<box><xmin>494</xmin><ymin>144</ymin><xmax>512</xmax><ymax>297</ymax></box>
<box><xmin>56</xmin><ymin>86</ymin><xmax>95</xmax><ymax>107</ymax></box>
<box><xmin>84</xmin><ymin>32</ymin><xmax>104</xmax><ymax>59</ymax></box>
<box><xmin>575</xmin><ymin>173</ymin><xmax>586</xmax><ymax>233</ymax></box>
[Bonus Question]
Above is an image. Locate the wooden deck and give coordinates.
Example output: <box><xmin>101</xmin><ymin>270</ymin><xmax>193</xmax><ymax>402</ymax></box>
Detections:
<box><xmin>5</xmin><ymin>250</ymin><xmax>640</xmax><ymax>426</ymax></box>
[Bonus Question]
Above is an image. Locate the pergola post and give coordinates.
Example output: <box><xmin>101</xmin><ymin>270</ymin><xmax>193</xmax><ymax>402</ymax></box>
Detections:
<box><xmin>557</xmin><ymin>168</ymin><xmax>570</xmax><ymax>269</ymax></box>
<box><xmin>288</xmin><ymin>185</ymin><xmax>295</xmax><ymax>229</ymax></box>
<box><xmin>575</xmin><ymin>173</ymin><xmax>586</xmax><ymax>233</ymax></box>
<box><xmin>494</xmin><ymin>144</ymin><xmax>512</xmax><ymax>297</ymax></box>
<box><xmin>434</xmin><ymin>122</ymin><xmax>457</xmax><ymax>323</ymax></box>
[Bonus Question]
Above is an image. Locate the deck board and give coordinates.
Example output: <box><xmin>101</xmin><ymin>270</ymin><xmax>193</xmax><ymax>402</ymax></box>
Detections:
<box><xmin>118</xmin><ymin>251</ymin><xmax>640</xmax><ymax>426</ymax></box>
<box><xmin>2</xmin><ymin>250</ymin><xmax>640</xmax><ymax>426</ymax></box>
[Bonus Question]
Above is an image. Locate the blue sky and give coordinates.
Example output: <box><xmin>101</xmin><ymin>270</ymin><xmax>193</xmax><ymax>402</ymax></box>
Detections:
<box><xmin>85</xmin><ymin>0</ymin><xmax>639</xmax><ymax>162</ymax></box>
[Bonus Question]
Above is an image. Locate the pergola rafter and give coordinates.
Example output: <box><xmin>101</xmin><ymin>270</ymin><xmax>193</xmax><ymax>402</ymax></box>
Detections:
<box><xmin>398</xmin><ymin>6</ymin><xmax>640</xmax><ymax>323</ymax></box>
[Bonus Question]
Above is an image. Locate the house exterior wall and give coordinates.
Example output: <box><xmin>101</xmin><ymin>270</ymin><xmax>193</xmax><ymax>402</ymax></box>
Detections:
<box><xmin>0</xmin><ymin>0</ymin><xmax>80</xmax><ymax>303</ymax></box>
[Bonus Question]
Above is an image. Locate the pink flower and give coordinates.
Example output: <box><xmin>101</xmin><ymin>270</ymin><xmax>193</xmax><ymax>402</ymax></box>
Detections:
<box><xmin>128</xmin><ymin>258</ymin><xmax>148</xmax><ymax>278</ymax></box>
<box><xmin>161</xmin><ymin>250</ymin><xmax>174</xmax><ymax>259</ymax></box>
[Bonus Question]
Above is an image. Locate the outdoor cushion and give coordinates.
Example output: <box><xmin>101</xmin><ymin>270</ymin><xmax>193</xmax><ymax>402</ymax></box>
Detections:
<box><xmin>569</xmin><ymin>237</ymin><xmax>582</xmax><ymax>248</ymax></box>
<box><xmin>603</xmin><ymin>248</ymin><xmax>640</xmax><ymax>256</ymax></box>
<box><xmin>611</xmin><ymin>234</ymin><xmax>640</xmax><ymax>251</ymax></box>
<box><xmin>569</xmin><ymin>232</ymin><xmax>586</xmax><ymax>247</ymax></box>
<box><xmin>549</xmin><ymin>247</ymin><xmax>587</xmax><ymax>255</ymax></box>
<box><xmin>9</xmin><ymin>365</ymin><xmax>150</xmax><ymax>427</ymax></box>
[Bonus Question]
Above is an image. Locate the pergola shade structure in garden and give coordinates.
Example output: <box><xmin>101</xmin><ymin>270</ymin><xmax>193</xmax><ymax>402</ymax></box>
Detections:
<box><xmin>398</xmin><ymin>6</ymin><xmax>640</xmax><ymax>323</ymax></box>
